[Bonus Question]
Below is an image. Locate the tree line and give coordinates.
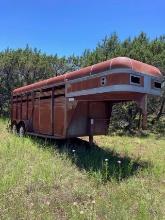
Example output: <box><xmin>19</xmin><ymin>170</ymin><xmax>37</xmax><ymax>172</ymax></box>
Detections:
<box><xmin>0</xmin><ymin>32</ymin><xmax>164</xmax><ymax>133</ymax></box>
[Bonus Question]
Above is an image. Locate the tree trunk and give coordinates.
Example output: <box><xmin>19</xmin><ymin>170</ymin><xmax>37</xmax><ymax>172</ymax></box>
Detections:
<box><xmin>155</xmin><ymin>98</ymin><xmax>165</xmax><ymax>121</ymax></box>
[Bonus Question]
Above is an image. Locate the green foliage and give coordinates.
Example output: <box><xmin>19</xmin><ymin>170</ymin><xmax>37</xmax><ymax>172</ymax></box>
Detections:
<box><xmin>109</xmin><ymin>102</ymin><xmax>140</xmax><ymax>133</ymax></box>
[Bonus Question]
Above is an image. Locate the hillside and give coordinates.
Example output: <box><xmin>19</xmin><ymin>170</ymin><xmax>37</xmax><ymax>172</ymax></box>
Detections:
<box><xmin>0</xmin><ymin>118</ymin><xmax>165</xmax><ymax>219</ymax></box>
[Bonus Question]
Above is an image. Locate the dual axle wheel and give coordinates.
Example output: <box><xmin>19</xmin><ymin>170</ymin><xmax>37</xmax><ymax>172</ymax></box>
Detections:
<box><xmin>11</xmin><ymin>124</ymin><xmax>25</xmax><ymax>137</ymax></box>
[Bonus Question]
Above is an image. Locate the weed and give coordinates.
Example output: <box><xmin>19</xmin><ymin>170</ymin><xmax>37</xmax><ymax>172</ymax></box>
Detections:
<box><xmin>0</xmin><ymin>118</ymin><xmax>165</xmax><ymax>219</ymax></box>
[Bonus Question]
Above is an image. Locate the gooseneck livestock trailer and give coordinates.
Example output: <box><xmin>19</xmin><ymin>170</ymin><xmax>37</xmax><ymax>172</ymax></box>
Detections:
<box><xmin>11</xmin><ymin>57</ymin><xmax>163</xmax><ymax>143</ymax></box>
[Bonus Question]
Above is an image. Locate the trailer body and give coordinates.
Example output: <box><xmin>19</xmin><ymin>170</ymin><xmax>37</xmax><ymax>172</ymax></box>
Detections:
<box><xmin>11</xmin><ymin>57</ymin><xmax>163</xmax><ymax>141</ymax></box>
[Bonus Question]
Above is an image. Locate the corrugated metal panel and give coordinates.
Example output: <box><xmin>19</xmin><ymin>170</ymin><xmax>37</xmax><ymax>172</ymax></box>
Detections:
<box><xmin>39</xmin><ymin>98</ymin><xmax>52</xmax><ymax>135</ymax></box>
<box><xmin>22</xmin><ymin>102</ymin><xmax>27</xmax><ymax>120</ymax></box>
<box><xmin>54</xmin><ymin>96</ymin><xmax>65</xmax><ymax>137</ymax></box>
<box><xmin>33</xmin><ymin>98</ymin><xmax>39</xmax><ymax>132</ymax></box>
<box><xmin>67</xmin><ymin>101</ymin><xmax>88</xmax><ymax>137</ymax></box>
<box><xmin>12</xmin><ymin>103</ymin><xmax>17</xmax><ymax>120</ymax></box>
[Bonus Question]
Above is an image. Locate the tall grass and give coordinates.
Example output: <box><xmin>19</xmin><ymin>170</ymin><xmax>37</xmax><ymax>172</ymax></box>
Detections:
<box><xmin>0</xmin><ymin>118</ymin><xmax>165</xmax><ymax>219</ymax></box>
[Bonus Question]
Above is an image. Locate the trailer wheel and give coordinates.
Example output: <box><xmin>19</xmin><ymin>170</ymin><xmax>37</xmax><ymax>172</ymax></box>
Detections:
<box><xmin>12</xmin><ymin>124</ymin><xmax>17</xmax><ymax>135</ymax></box>
<box><xmin>19</xmin><ymin>125</ymin><xmax>25</xmax><ymax>137</ymax></box>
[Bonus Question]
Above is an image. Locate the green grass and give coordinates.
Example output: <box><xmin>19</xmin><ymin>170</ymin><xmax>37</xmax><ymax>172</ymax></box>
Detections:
<box><xmin>0</xmin><ymin>118</ymin><xmax>165</xmax><ymax>220</ymax></box>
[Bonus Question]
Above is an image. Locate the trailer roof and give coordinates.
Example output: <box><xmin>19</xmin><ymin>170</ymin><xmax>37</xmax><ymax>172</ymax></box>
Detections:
<box><xmin>13</xmin><ymin>57</ymin><xmax>162</xmax><ymax>95</ymax></box>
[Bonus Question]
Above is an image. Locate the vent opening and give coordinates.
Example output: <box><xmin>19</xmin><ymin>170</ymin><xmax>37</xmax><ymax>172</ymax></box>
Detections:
<box><xmin>130</xmin><ymin>75</ymin><xmax>140</xmax><ymax>84</ymax></box>
<box><xmin>100</xmin><ymin>76</ymin><xmax>107</xmax><ymax>86</ymax></box>
<box><xmin>154</xmin><ymin>81</ymin><xmax>161</xmax><ymax>89</ymax></box>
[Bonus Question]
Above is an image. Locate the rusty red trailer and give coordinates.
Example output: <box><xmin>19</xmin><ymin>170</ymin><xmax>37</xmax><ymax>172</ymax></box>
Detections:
<box><xmin>11</xmin><ymin>57</ymin><xmax>163</xmax><ymax>142</ymax></box>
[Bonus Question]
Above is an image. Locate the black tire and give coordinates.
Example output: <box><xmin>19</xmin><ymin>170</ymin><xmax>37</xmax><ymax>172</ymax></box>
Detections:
<box><xmin>19</xmin><ymin>125</ymin><xmax>25</xmax><ymax>137</ymax></box>
<box><xmin>12</xmin><ymin>124</ymin><xmax>17</xmax><ymax>135</ymax></box>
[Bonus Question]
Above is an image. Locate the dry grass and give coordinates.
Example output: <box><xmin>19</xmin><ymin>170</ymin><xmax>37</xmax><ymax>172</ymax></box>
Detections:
<box><xmin>0</xmin><ymin>117</ymin><xmax>165</xmax><ymax>219</ymax></box>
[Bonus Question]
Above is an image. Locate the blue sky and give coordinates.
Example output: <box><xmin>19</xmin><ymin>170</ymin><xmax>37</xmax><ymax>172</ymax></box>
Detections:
<box><xmin>0</xmin><ymin>0</ymin><xmax>164</xmax><ymax>56</ymax></box>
